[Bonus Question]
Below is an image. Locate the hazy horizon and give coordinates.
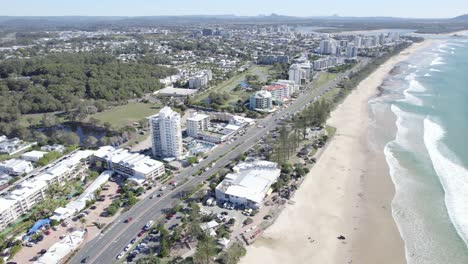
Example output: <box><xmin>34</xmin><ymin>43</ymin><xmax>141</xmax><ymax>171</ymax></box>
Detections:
<box><xmin>0</xmin><ymin>0</ymin><xmax>466</xmax><ymax>19</ymax></box>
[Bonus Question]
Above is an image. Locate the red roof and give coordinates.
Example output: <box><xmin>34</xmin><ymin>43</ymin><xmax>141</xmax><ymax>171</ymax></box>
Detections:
<box><xmin>263</xmin><ymin>84</ymin><xmax>288</xmax><ymax>91</ymax></box>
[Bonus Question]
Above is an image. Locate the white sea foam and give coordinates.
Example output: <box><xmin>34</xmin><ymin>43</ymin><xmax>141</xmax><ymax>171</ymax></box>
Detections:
<box><xmin>424</xmin><ymin>73</ymin><xmax>431</xmax><ymax>77</ymax></box>
<box><xmin>408</xmin><ymin>79</ymin><xmax>427</xmax><ymax>93</ymax></box>
<box><xmin>430</xmin><ymin>57</ymin><xmax>445</xmax><ymax>66</ymax></box>
<box><xmin>429</xmin><ymin>68</ymin><xmax>441</xmax><ymax>72</ymax></box>
<box><xmin>447</xmin><ymin>43</ymin><xmax>465</xmax><ymax>48</ymax></box>
<box><xmin>423</xmin><ymin>118</ymin><xmax>468</xmax><ymax>246</ymax></box>
<box><xmin>391</xmin><ymin>105</ymin><xmax>412</xmax><ymax>147</ymax></box>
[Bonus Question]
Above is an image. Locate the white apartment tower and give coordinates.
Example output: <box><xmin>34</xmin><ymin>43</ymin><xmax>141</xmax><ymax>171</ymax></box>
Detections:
<box><xmin>149</xmin><ymin>107</ymin><xmax>184</xmax><ymax>160</ymax></box>
<box><xmin>187</xmin><ymin>113</ymin><xmax>210</xmax><ymax>138</ymax></box>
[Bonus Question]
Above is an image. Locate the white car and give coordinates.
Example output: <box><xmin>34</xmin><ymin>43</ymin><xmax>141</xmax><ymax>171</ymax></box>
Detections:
<box><xmin>117</xmin><ymin>252</ymin><xmax>125</xmax><ymax>259</ymax></box>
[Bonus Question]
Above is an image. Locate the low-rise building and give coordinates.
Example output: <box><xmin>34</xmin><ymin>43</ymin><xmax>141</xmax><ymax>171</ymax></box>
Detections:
<box><xmin>0</xmin><ymin>137</ymin><xmax>36</xmax><ymax>156</ymax></box>
<box><xmin>40</xmin><ymin>144</ymin><xmax>65</xmax><ymax>153</ymax></box>
<box><xmin>93</xmin><ymin>146</ymin><xmax>165</xmax><ymax>184</ymax></box>
<box><xmin>35</xmin><ymin>229</ymin><xmax>86</xmax><ymax>264</ymax></box>
<box><xmin>215</xmin><ymin>160</ymin><xmax>280</xmax><ymax>209</ymax></box>
<box><xmin>21</xmin><ymin>150</ymin><xmax>48</xmax><ymax>162</ymax></box>
<box><xmin>199</xmin><ymin>131</ymin><xmax>229</xmax><ymax>144</ymax></box>
<box><xmin>0</xmin><ymin>159</ymin><xmax>34</xmax><ymax>176</ymax></box>
<box><xmin>0</xmin><ymin>150</ymin><xmax>93</xmax><ymax>230</ymax></box>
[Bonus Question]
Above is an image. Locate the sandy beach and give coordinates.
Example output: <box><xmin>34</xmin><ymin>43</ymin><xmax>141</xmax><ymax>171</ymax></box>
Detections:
<box><xmin>240</xmin><ymin>40</ymin><xmax>432</xmax><ymax>264</ymax></box>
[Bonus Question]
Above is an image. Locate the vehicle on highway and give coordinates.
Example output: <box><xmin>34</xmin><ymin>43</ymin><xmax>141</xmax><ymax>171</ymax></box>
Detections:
<box><xmin>124</xmin><ymin>217</ymin><xmax>133</xmax><ymax>223</ymax></box>
<box><xmin>150</xmin><ymin>194</ymin><xmax>156</xmax><ymax>199</ymax></box>
<box><xmin>159</xmin><ymin>186</ymin><xmax>167</xmax><ymax>191</ymax></box>
<box><xmin>81</xmin><ymin>256</ymin><xmax>89</xmax><ymax>263</ymax></box>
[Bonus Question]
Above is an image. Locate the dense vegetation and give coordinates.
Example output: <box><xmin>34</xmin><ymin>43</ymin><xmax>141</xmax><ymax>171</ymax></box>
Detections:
<box><xmin>0</xmin><ymin>52</ymin><xmax>177</xmax><ymax>137</ymax></box>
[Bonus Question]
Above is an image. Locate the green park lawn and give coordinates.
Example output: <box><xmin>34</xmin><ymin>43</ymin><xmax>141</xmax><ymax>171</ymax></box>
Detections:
<box><xmin>91</xmin><ymin>102</ymin><xmax>161</xmax><ymax>129</ymax></box>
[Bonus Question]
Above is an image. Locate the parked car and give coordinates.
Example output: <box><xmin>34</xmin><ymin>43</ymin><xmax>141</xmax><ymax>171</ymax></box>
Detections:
<box><xmin>116</xmin><ymin>252</ymin><xmax>125</xmax><ymax>259</ymax></box>
<box><xmin>137</xmin><ymin>230</ymin><xmax>146</xmax><ymax>237</ymax></box>
<box><xmin>39</xmin><ymin>249</ymin><xmax>47</xmax><ymax>254</ymax></box>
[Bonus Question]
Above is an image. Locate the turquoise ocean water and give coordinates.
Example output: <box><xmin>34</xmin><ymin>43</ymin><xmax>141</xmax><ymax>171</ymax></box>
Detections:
<box><xmin>369</xmin><ymin>35</ymin><xmax>468</xmax><ymax>264</ymax></box>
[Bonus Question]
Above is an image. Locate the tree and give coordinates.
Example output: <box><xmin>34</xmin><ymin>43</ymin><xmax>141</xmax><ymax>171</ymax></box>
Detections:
<box><xmin>217</xmin><ymin>242</ymin><xmax>246</xmax><ymax>264</ymax></box>
<box><xmin>106</xmin><ymin>205</ymin><xmax>118</xmax><ymax>216</ymax></box>
<box><xmin>187</xmin><ymin>157</ymin><xmax>198</xmax><ymax>165</ymax></box>
<box><xmin>79</xmin><ymin>217</ymin><xmax>87</xmax><ymax>227</ymax></box>
<box><xmin>193</xmin><ymin>234</ymin><xmax>217</xmax><ymax>264</ymax></box>
<box><xmin>127</xmin><ymin>191</ymin><xmax>138</xmax><ymax>206</ymax></box>
<box><xmin>136</xmin><ymin>256</ymin><xmax>161</xmax><ymax>264</ymax></box>
<box><xmin>84</xmin><ymin>135</ymin><xmax>98</xmax><ymax>147</ymax></box>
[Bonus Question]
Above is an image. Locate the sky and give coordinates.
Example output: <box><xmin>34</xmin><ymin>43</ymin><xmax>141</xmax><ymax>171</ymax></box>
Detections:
<box><xmin>0</xmin><ymin>0</ymin><xmax>465</xmax><ymax>19</ymax></box>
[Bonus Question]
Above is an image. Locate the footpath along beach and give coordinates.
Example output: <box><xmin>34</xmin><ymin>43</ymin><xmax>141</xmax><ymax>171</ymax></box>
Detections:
<box><xmin>240</xmin><ymin>40</ymin><xmax>432</xmax><ymax>264</ymax></box>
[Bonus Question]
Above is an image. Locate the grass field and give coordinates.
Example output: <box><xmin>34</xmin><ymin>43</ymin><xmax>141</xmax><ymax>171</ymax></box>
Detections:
<box><xmin>91</xmin><ymin>102</ymin><xmax>161</xmax><ymax>129</ymax></box>
<box><xmin>313</xmin><ymin>72</ymin><xmax>338</xmax><ymax>88</ymax></box>
<box><xmin>193</xmin><ymin>65</ymin><xmax>272</xmax><ymax>105</ymax></box>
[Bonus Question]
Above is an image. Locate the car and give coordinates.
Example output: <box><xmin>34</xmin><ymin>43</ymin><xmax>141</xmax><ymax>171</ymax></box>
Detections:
<box><xmin>39</xmin><ymin>249</ymin><xmax>47</xmax><ymax>254</ymax></box>
<box><xmin>137</xmin><ymin>230</ymin><xmax>146</xmax><ymax>237</ymax></box>
<box><xmin>25</xmin><ymin>242</ymin><xmax>34</xmax><ymax>247</ymax></box>
<box><xmin>157</xmin><ymin>193</ymin><xmax>162</xmax><ymax>197</ymax></box>
<box><xmin>124</xmin><ymin>244</ymin><xmax>132</xmax><ymax>251</ymax></box>
<box><xmin>81</xmin><ymin>256</ymin><xmax>90</xmax><ymax>263</ymax></box>
<box><xmin>130</xmin><ymin>238</ymin><xmax>137</xmax><ymax>244</ymax></box>
<box><xmin>45</xmin><ymin>230</ymin><xmax>51</xmax><ymax>235</ymax></box>
<box><xmin>116</xmin><ymin>252</ymin><xmax>125</xmax><ymax>259</ymax></box>
<box><xmin>144</xmin><ymin>220</ymin><xmax>154</xmax><ymax>230</ymax></box>
<box><xmin>125</xmin><ymin>217</ymin><xmax>133</xmax><ymax>223</ymax></box>
<box><xmin>150</xmin><ymin>194</ymin><xmax>155</xmax><ymax>199</ymax></box>
<box><xmin>90</xmin><ymin>205</ymin><xmax>97</xmax><ymax>210</ymax></box>
<box><xmin>166</xmin><ymin>213</ymin><xmax>174</xmax><ymax>220</ymax></box>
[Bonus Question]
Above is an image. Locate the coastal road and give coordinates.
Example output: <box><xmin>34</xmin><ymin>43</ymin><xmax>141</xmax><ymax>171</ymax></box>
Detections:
<box><xmin>70</xmin><ymin>60</ymin><xmax>368</xmax><ymax>264</ymax></box>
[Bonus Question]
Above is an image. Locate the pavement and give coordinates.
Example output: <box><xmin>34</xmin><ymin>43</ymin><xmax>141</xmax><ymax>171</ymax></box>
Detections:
<box><xmin>69</xmin><ymin>60</ymin><xmax>369</xmax><ymax>264</ymax></box>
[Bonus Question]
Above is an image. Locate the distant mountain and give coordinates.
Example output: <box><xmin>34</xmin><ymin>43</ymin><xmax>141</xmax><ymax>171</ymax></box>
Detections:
<box><xmin>452</xmin><ymin>14</ymin><xmax>468</xmax><ymax>21</ymax></box>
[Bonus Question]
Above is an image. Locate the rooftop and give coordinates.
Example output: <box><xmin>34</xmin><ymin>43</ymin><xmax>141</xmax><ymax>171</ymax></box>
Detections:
<box><xmin>94</xmin><ymin>146</ymin><xmax>164</xmax><ymax>176</ymax></box>
<box><xmin>216</xmin><ymin>160</ymin><xmax>280</xmax><ymax>204</ymax></box>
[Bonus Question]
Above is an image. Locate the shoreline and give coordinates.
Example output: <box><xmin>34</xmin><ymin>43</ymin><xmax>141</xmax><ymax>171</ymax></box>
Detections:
<box><xmin>240</xmin><ymin>40</ymin><xmax>432</xmax><ymax>264</ymax></box>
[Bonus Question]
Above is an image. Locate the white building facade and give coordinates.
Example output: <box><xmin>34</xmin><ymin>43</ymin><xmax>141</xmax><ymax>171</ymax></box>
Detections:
<box><xmin>187</xmin><ymin>113</ymin><xmax>211</xmax><ymax>138</ymax></box>
<box><xmin>249</xmin><ymin>90</ymin><xmax>273</xmax><ymax>110</ymax></box>
<box><xmin>215</xmin><ymin>160</ymin><xmax>280</xmax><ymax>209</ymax></box>
<box><xmin>149</xmin><ymin>107</ymin><xmax>184</xmax><ymax>160</ymax></box>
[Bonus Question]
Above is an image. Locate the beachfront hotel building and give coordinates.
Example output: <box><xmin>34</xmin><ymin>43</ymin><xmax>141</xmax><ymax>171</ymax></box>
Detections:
<box><xmin>215</xmin><ymin>160</ymin><xmax>280</xmax><ymax>209</ymax></box>
<box><xmin>249</xmin><ymin>90</ymin><xmax>273</xmax><ymax>110</ymax></box>
<box><xmin>186</xmin><ymin>112</ymin><xmax>211</xmax><ymax>138</ymax></box>
<box><xmin>92</xmin><ymin>146</ymin><xmax>165</xmax><ymax>184</ymax></box>
<box><xmin>149</xmin><ymin>107</ymin><xmax>184</xmax><ymax>160</ymax></box>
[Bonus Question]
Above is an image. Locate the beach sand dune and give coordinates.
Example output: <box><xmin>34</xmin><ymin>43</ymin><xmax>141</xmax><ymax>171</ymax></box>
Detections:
<box><xmin>240</xmin><ymin>41</ymin><xmax>431</xmax><ymax>264</ymax></box>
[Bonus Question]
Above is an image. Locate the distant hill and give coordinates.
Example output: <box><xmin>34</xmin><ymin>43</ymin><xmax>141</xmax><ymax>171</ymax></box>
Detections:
<box><xmin>452</xmin><ymin>14</ymin><xmax>468</xmax><ymax>21</ymax></box>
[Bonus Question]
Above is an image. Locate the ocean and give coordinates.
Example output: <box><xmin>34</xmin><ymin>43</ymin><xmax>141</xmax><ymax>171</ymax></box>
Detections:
<box><xmin>369</xmin><ymin>35</ymin><xmax>468</xmax><ymax>264</ymax></box>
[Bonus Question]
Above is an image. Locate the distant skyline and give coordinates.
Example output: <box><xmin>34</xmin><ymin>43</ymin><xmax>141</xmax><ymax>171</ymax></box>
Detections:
<box><xmin>0</xmin><ymin>0</ymin><xmax>465</xmax><ymax>19</ymax></box>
